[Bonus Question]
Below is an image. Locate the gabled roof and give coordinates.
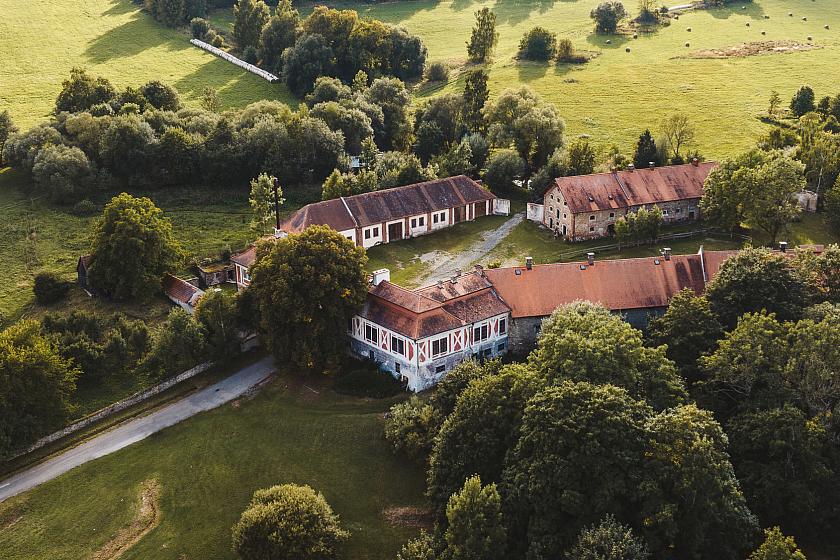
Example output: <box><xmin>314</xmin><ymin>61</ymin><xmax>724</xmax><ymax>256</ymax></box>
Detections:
<box><xmin>230</xmin><ymin>245</ymin><xmax>258</xmax><ymax>268</ymax></box>
<box><xmin>484</xmin><ymin>251</ymin><xmax>729</xmax><ymax>319</ymax></box>
<box><xmin>280</xmin><ymin>175</ymin><xmax>495</xmax><ymax>233</ymax></box>
<box><xmin>162</xmin><ymin>274</ymin><xmax>204</xmax><ymax>307</ymax></box>
<box><xmin>552</xmin><ymin>162</ymin><xmax>716</xmax><ymax>214</ymax></box>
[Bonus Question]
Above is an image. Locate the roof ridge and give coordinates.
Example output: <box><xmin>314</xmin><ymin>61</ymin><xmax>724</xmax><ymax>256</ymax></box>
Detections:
<box><xmin>344</xmin><ymin>175</ymin><xmax>474</xmax><ymax>201</ymax></box>
<box><xmin>338</xmin><ymin>196</ymin><xmax>359</xmax><ymax>228</ymax></box>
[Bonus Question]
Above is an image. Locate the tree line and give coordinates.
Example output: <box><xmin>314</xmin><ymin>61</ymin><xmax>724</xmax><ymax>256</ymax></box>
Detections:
<box><xmin>383</xmin><ymin>245</ymin><xmax>840</xmax><ymax>560</ymax></box>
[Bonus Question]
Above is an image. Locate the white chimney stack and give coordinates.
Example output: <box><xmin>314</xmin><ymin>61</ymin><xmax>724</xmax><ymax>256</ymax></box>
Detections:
<box><xmin>525</xmin><ymin>256</ymin><xmax>533</xmax><ymax>270</ymax></box>
<box><xmin>587</xmin><ymin>252</ymin><xmax>595</xmax><ymax>265</ymax></box>
<box><xmin>371</xmin><ymin>268</ymin><xmax>390</xmax><ymax>286</ymax></box>
<box><xmin>663</xmin><ymin>247</ymin><xmax>672</xmax><ymax>261</ymax></box>
<box><xmin>779</xmin><ymin>241</ymin><xmax>788</xmax><ymax>253</ymax></box>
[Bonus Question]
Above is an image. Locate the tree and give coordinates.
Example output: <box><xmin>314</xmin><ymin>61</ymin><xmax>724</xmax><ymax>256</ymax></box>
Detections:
<box><xmin>55</xmin><ymin>67</ymin><xmax>116</xmax><ymax>114</ymax></box>
<box><xmin>201</xmin><ymin>86</ymin><xmax>222</xmax><ymax>112</ymax></box>
<box><xmin>231</xmin><ymin>484</ymin><xmax>348</xmax><ymax>560</ymax></box>
<box><xmin>140</xmin><ymin>308</ymin><xmax>208</xmax><ymax>378</ymax></box>
<box><xmin>768</xmin><ymin>90</ymin><xmax>781</xmax><ymax>117</ymax></box>
<box><xmin>798</xmin><ymin>133</ymin><xmax>840</xmax><ymax>195</ymax></box>
<box><xmin>463</xmin><ymin>69</ymin><xmax>489</xmax><ymax>133</ymax></box>
<box><xmin>31</xmin><ymin>144</ymin><xmax>93</xmax><ymax>203</ymax></box>
<box><xmin>660</xmin><ymin>112</ymin><xmax>695</xmax><ymax>162</ymax></box>
<box><xmin>648</xmin><ymin>289</ymin><xmax>723</xmax><ymax>383</ymax></box>
<box><xmin>567</xmin><ymin>515</ymin><xmax>650</xmax><ymax>560</ymax></box>
<box><xmin>528</xmin><ymin>301</ymin><xmax>687</xmax><ymax>410</ymax></box>
<box><xmin>466</xmin><ymin>7</ymin><xmax>498</xmax><ymax>62</ymax></box>
<box><xmin>88</xmin><ymin>193</ymin><xmax>185</xmax><ymax>301</ymax></box>
<box><xmin>518</xmin><ymin>27</ymin><xmax>557</xmax><ymax>61</ymax></box>
<box><xmin>99</xmin><ymin>114</ymin><xmax>155</xmax><ymax>179</ymax></box>
<box><xmin>33</xmin><ymin>272</ymin><xmax>71</xmax><ymax>305</ymax></box>
<box><xmin>746</xmin><ymin>154</ymin><xmax>804</xmax><ymax>246</ymax></box>
<box><xmin>705</xmin><ymin>247</ymin><xmax>809</xmax><ymax>327</ymax></box>
<box><xmin>827</xmin><ymin>176</ymin><xmax>840</xmax><ymax>234</ymax></box>
<box><xmin>413</xmin><ymin>121</ymin><xmax>446</xmax><ymax>164</ymax></box>
<box><xmin>364</xmin><ymin>77</ymin><xmax>413</xmax><ymax>151</ymax></box>
<box><xmin>431</xmin><ymin>139</ymin><xmax>475</xmax><ymax>178</ymax></box>
<box><xmin>503</xmin><ymin>381</ymin><xmax>651</xmax><ymax>558</ymax></box>
<box><xmin>0</xmin><ymin>320</ymin><xmax>78</xmax><ymax>459</ymax></box>
<box><xmin>640</xmin><ymin>405</ymin><xmax>758</xmax><ymax>559</ymax></box>
<box><xmin>190</xmin><ymin>16</ymin><xmax>210</xmax><ymax>38</ymax></box>
<box><xmin>444</xmin><ymin>475</ymin><xmax>507</xmax><ymax>560</ymax></box>
<box><xmin>482</xmin><ymin>149</ymin><xmax>526</xmax><ymax>193</ymax></box>
<box><xmin>259</xmin><ymin>0</ymin><xmax>300</xmax><ymax>74</ymax></box>
<box><xmin>566</xmin><ymin>139</ymin><xmax>596</xmax><ymax>175</ymax></box>
<box><xmin>140</xmin><ymin>80</ymin><xmax>181</xmax><ymax>111</ymax></box>
<box><xmin>233</xmin><ymin>0</ymin><xmax>270</xmax><ymax>51</ymax></box>
<box><xmin>384</xmin><ymin>395</ymin><xmax>437</xmax><ymax>461</ymax></box>
<box><xmin>749</xmin><ymin>527</ymin><xmax>807</xmax><ymax>560</ymax></box>
<box><xmin>590</xmin><ymin>2</ymin><xmax>627</xmax><ymax>33</ymax></box>
<box><xmin>397</xmin><ymin>531</ymin><xmax>439</xmax><ymax>560</ymax></box>
<box><xmin>790</xmin><ymin>85</ymin><xmax>816</xmax><ymax>117</ymax></box>
<box><xmin>0</xmin><ymin>110</ymin><xmax>17</xmax><ymax>166</ymax></box>
<box><xmin>321</xmin><ymin>169</ymin><xmax>352</xmax><ymax>201</ymax></box>
<box><xmin>194</xmin><ymin>289</ymin><xmax>240</xmax><ymax>360</ymax></box>
<box><xmin>632</xmin><ymin>129</ymin><xmax>660</xmax><ymax>169</ymax></box>
<box><xmin>614</xmin><ymin>216</ymin><xmax>630</xmax><ymax>248</ymax></box>
<box><xmin>249</xmin><ymin>226</ymin><xmax>368</xmax><ymax>372</ymax></box>
<box><xmin>310</xmin><ymin>100</ymin><xmax>373</xmax><ymax>154</ymax></box>
<box><xmin>250</xmin><ymin>173</ymin><xmax>282</xmax><ymax>234</ymax></box>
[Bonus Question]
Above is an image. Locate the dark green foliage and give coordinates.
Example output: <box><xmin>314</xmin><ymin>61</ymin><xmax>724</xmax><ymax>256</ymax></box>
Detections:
<box><xmin>88</xmin><ymin>193</ymin><xmax>185</xmax><ymax>301</ymax></box>
<box><xmin>413</xmin><ymin>121</ymin><xmax>445</xmax><ymax>164</ymax></box>
<box><xmin>41</xmin><ymin>311</ymin><xmax>150</xmax><ymax>382</ymax></box>
<box><xmin>463</xmin><ymin>132</ymin><xmax>489</xmax><ymax>171</ymax></box>
<box><xmin>259</xmin><ymin>1</ymin><xmax>300</xmax><ymax>74</ymax></box>
<box><xmin>444</xmin><ymin>475</ymin><xmax>507</xmax><ymax>560</ymax></box>
<box><xmin>566</xmin><ymin>139</ymin><xmax>596</xmax><ymax>175</ymax></box>
<box><xmin>242</xmin><ymin>45</ymin><xmax>258</xmax><ymax>64</ymax></box>
<box><xmin>31</xmin><ymin>144</ymin><xmax>93</xmax><ymax>203</ymax></box>
<box><xmin>140</xmin><ymin>80</ymin><xmax>181</xmax><ymax>111</ymax></box>
<box><xmin>567</xmin><ymin>515</ymin><xmax>650</xmax><ymax>560</ymax></box>
<box><xmin>826</xmin><ymin>176</ymin><xmax>840</xmax><ymax>234</ymax></box>
<box><xmin>140</xmin><ymin>308</ymin><xmax>208</xmax><ymax>379</ymax></box>
<box><xmin>0</xmin><ymin>320</ymin><xmax>78</xmax><ymax>459</ymax></box>
<box><xmin>194</xmin><ymin>289</ymin><xmax>241</xmax><ymax>361</ymax></box>
<box><xmin>233</xmin><ymin>0</ymin><xmax>270</xmax><ymax>51</ymax></box>
<box><xmin>431</xmin><ymin>139</ymin><xmax>475</xmax><ymax>178</ymax></box>
<box><xmin>310</xmin><ymin>101</ymin><xmax>373</xmax><ymax>154</ymax></box>
<box><xmin>32</xmin><ymin>272</ymin><xmax>70</xmax><ymax>305</ymax></box>
<box><xmin>145</xmin><ymin>0</ymin><xmax>208</xmax><ymax>27</ymax></box>
<box><xmin>482</xmin><ymin>149</ymin><xmax>526</xmax><ymax>193</ymax></box>
<box><xmin>364</xmin><ymin>77</ymin><xmax>413</xmax><ymax>151</ymax></box>
<box><xmin>590</xmin><ymin>2</ymin><xmax>627</xmax><ymax>33</ymax></box>
<box><xmin>706</xmin><ymin>247</ymin><xmax>809</xmax><ymax>327</ymax></box>
<box><xmin>518</xmin><ymin>27</ymin><xmax>557</xmax><ymax>61</ymax></box>
<box><xmin>190</xmin><ymin>17</ymin><xmax>210</xmax><ymax>38</ymax></box>
<box><xmin>249</xmin><ymin>226</ymin><xmax>368</xmax><ymax>372</ymax></box>
<box><xmin>466</xmin><ymin>7</ymin><xmax>498</xmax><ymax>62</ymax></box>
<box><xmin>790</xmin><ymin>85</ymin><xmax>816</xmax><ymax>117</ymax></box>
<box><xmin>384</xmin><ymin>396</ymin><xmax>437</xmax><ymax>460</ymax></box>
<box><xmin>426</xmin><ymin>62</ymin><xmax>449</xmax><ymax>82</ymax></box>
<box><xmin>231</xmin><ymin>484</ymin><xmax>348</xmax><ymax>560</ymax></box>
<box><xmin>55</xmin><ymin>67</ymin><xmax>116</xmax><ymax>114</ymax></box>
<box><xmin>462</xmin><ymin>69</ymin><xmax>489</xmax><ymax>133</ymax></box>
<box><xmin>529</xmin><ymin>301</ymin><xmax>687</xmax><ymax>411</ymax></box>
<box><xmin>282</xmin><ymin>34</ymin><xmax>335</xmax><ymax>97</ymax></box>
<box><xmin>333</xmin><ymin>367</ymin><xmax>405</xmax><ymax>398</ymax></box>
<box><xmin>632</xmin><ymin>129</ymin><xmax>661</xmax><ymax>169</ymax></box>
<box><xmin>0</xmin><ymin>109</ymin><xmax>18</xmax><ymax>166</ymax></box>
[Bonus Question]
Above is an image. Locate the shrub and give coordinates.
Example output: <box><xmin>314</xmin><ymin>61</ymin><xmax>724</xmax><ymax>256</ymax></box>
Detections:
<box><xmin>556</xmin><ymin>37</ymin><xmax>574</xmax><ymax>60</ymax></box>
<box><xmin>70</xmin><ymin>199</ymin><xmax>98</xmax><ymax>216</ymax></box>
<box><xmin>384</xmin><ymin>396</ymin><xmax>437</xmax><ymax>460</ymax></box>
<box><xmin>191</xmin><ymin>17</ymin><xmax>210</xmax><ymax>39</ymax></box>
<box><xmin>482</xmin><ymin>149</ymin><xmax>527</xmax><ymax>193</ymax></box>
<box><xmin>89</xmin><ymin>102</ymin><xmax>114</xmax><ymax>117</ymax></box>
<box><xmin>518</xmin><ymin>27</ymin><xmax>557</xmax><ymax>61</ymax></box>
<box><xmin>33</xmin><ymin>272</ymin><xmax>70</xmax><ymax>305</ymax></box>
<box><xmin>590</xmin><ymin>1</ymin><xmax>627</xmax><ymax>33</ymax></box>
<box><xmin>211</xmin><ymin>33</ymin><xmax>225</xmax><ymax>48</ymax></box>
<box><xmin>426</xmin><ymin>62</ymin><xmax>449</xmax><ymax>82</ymax></box>
<box><xmin>334</xmin><ymin>367</ymin><xmax>405</xmax><ymax>398</ymax></box>
<box><xmin>242</xmin><ymin>45</ymin><xmax>258</xmax><ymax>64</ymax></box>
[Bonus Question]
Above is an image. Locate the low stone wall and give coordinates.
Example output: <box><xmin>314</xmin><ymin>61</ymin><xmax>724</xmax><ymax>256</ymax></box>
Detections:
<box><xmin>15</xmin><ymin>361</ymin><xmax>215</xmax><ymax>458</ymax></box>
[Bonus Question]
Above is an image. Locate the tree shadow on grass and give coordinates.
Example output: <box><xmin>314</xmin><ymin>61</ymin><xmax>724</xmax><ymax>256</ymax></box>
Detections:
<box><xmin>704</xmin><ymin>3</ymin><xmax>766</xmax><ymax>21</ymax></box>
<box><xmin>171</xmin><ymin>58</ymin><xmax>298</xmax><ymax>108</ymax></box>
<box><xmin>84</xmin><ymin>14</ymin><xmax>192</xmax><ymax>64</ymax></box>
<box><xmin>585</xmin><ymin>32</ymin><xmax>630</xmax><ymax>50</ymax></box>
<box><xmin>491</xmin><ymin>0</ymin><xmax>557</xmax><ymax>26</ymax></box>
<box><xmin>102</xmin><ymin>0</ymin><xmax>138</xmax><ymax>17</ymax></box>
<box><xmin>515</xmin><ymin>60</ymin><xmax>549</xmax><ymax>82</ymax></box>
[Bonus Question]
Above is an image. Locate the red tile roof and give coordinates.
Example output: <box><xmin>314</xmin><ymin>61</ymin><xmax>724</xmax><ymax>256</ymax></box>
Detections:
<box><xmin>483</xmin><ymin>251</ymin><xmax>737</xmax><ymax>319</ymax></box>
<box><xmin>162</xmin><ymin>274</ymin><xmax>204</xmax><ymax>306</ymax></box>
<box><xmin>230</xmin><ymin>245</ymin><xmax>257</xmax><ymax>268</ymax></box>
<box><xmin>552</xmin><ymin>162</ymin><xmax>716</xmax><ymax>214</ymax></box>
<box><xmin>280</xmin><ymin>175</ymin><xmax>495</xmax><ymax>234</ymax></box>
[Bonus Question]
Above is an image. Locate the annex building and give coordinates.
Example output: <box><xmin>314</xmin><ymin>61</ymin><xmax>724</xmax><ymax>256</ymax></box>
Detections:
<box><xmin>532</xmin><ymin>161</ymin><xmax>716</xmax><ymax>241</ymax></box>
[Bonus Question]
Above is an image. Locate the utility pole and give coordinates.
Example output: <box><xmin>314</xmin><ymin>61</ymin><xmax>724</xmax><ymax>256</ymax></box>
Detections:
<box><xmin>273</xmin><ymin>176</ymin><xmax>281</xmax><ymax>231</ymax></box>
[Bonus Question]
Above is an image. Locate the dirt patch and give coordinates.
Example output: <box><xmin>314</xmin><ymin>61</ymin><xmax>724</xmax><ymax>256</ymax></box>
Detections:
<box><xmin>0</xmin><ymin>501</ymin><xmax>25</xmax><ymax>531</ymax></box>
<box><xmin>91</xmin><ymin>479</ymin><xmax>161</xmax><ymax>560</ymax></box>
<box><xmin>383</xmin><ymin>506</ymin><xmax>434</xmax><ymax>529</ymax></box>
<box><xmin>678</xmin><ymin>40</ymin><xmax>820</xmax><ymax>59</ymax></box>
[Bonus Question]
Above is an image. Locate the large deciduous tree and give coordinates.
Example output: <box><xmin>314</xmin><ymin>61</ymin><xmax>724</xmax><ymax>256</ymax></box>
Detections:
<box><xmin>88</xmin><ymin>193</ymin><xmax>185</xmax><ymax>300</ymax></box>
<box><xmin>466</xmin><ymin>7</ymin><xmax>498</xmax><ymax>62</ymax></box>
<box><xmin>55</xmin><ymin>67</ymin><xmax>116</xmax><ymax>114</ymax></box>
<box><xmin>567</xmin><ymin>515</ymin><xmax>650</xmax><ymax>560</ymax></box>
<box><xmin>444</xmin><ymin>475</ymin><xmax>507</xmax><ymax>560</ymax></box>
<box><xmin>660</xmin><ymin>112</ymin><xmax>695</xmax><ymax>163</ymax></box>
<box><xmin>789</xmin><ymin>85</ymin><xmax>816</xmax><ymax>117</ymax></box>
<box><xmin>0</xmin><ymin>110</ymin><xmax>18</xmax><ymax>166</ymax></box>
<box><xmin>632</xmin><ymin>129</ymin><xmax>661</xmax><ymax>169</ymax></box>
<box><xmin>249</xmin><ymin>226</ymin><xmax>368</xmax><ymax>372</ymax></box>
<box><xmin>233</xmin><ymin>0</ymin><xmax>271</xmax><ymax>52</ymax></box>
<box><xmin>259</xmin><ymin>0</ymin><xmax>301</xmax><ymax>74</ymax></box>
<box><xmin>590</xmin><ymin>2</ymin><xmax>627</xmax><ymax>33</ymax></box>
<box><xmin>231</xmin><ymin>484</ymin><xmax>348</xmax><ymax>560</ymax></box>
<box><xmin>462</xmin><ymin>69</ymin><xmax>489</xmax><ymax>134</ymax></box>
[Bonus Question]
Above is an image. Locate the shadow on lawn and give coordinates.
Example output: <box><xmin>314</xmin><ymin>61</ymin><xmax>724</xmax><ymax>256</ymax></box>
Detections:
<box><xmin>101</xmin><ymin>0</ymin><xmax>138</xmax><ymax>17</ymax></box>
<box><xmin>84</xmin><ymin>12</ymin><xmax>191</xmax><ymax>63</ymax></box>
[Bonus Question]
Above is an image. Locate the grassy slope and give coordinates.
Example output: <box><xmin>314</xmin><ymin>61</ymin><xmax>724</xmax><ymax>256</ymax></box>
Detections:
<box><xmin>0</xmin><ymin>0</ymin><xmax>295</xmax><ymax>129</ymax></box>
<box><xmin>0</xmin><ymin>377</ymin><xmax>427</xmax><ymax>560</ymax></box>
<box><xmin>319</xmin><ymin>0</ymin><xmax>840</xmax><ymax>157</ymax></box>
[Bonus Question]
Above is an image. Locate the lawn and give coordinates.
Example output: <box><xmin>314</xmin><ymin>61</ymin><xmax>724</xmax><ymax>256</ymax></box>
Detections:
<box><xmin>0</xmin><ymin>0</ymin><xmax>295</xmax><ymax>129</ymax></box>
<box><xmin>0</xmin><ymin>374</ymin><xmax>427</xmax><ymax>560</ymax></box>
<box><xmin>302</xmin><ymin>0</ymin><xmax>839</xmax><ymax>158</ymax></box>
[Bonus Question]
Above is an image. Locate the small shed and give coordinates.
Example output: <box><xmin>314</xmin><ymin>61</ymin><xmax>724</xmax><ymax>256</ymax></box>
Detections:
<box><xmin>77</xmin><ymin>255</ymin><xmax>93</xmax><ymax>290</ymax></box>
<box><xmin>195</xmin><ymin>261</ymin><xmax>235</xmax><ymax>288</ymax></box>
<box><xmin>794</xmin><ymin>190</ymin><xmax>818</xmax><ymax>213</ymax></box>
<box><xmin>163</xmin><ymin>274</ymin><xmax>205</xmax><ymax>314</ymax></box>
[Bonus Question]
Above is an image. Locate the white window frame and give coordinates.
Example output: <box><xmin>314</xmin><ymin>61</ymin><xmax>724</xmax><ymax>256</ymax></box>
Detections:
<box><xmin>391</xmin><ymin>334</ymin><xmax>406</xmax><ymax>356</ymax></box>
<box><xmin>432</xmin><ymin>336</ymin><xmax>449</xmax><ymax>357</ymax></box>
<box><xmin>499</xmin><ymin>318</ymin><xmax>507</xmax><ymax>335</ymax></box>
<box><xmin>589</xmin><ymin>215</ymin><xmax>596</xmax><ymax>221</ymax></box>
<box><xmin>364</xmin><ymin>323</ymin><xmax>379</xmax><ymax>344</ymax></box>
<box><xmin>473</xmin><ymin>322</ymin><xmax>490</xmax><ymax>343</ymax></box>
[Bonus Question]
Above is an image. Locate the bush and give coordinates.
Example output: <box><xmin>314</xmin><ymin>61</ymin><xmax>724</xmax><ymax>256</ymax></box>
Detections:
<box><xmin>590</xmin><ymin>1</ymin><xmax>627</xmax><ymax>33</ymax></box>
<box><xmin>191</xmin><ymin>17</ymin><xmax>210</xmax><ymax>39</ymax></box>
<box><xmin>33</xmin><ymin>272</ymin><xmax>70</xmax><ymax>305</ymax></box>
<box><xmin>482</xmin><ymin>149</ymin><xmax>527</xmax><ymax>193</ymax></box>
<box><xmin>333</xmin><ymin>367</ymin><xmax>405</xmax><ymax>398</ymax></box>
<box><xmin>518</xmin><ymin>27</ymin><xmax>557</xmax><ymax>61</ymax></box>
<box><xmin>70</xmin><ymin>199</ymin><xmax>99</xmax><ymax>216</ymax></box>
<box><xmin>242</xmin><ymin>45</ymin><xmax>258</xmax><ymax>64</ymax></box>
<box><xmin>211</xmin><ymin>33</ymin><xmax>225</xmax><ymax>48</ymax></box>
<box><xmin>426</xmin><ymin>62</ymin><xmax>449</xmax><ymax>82</ymax></box>
<box><xmin>384</xmin><ymin>396</ymin><xmax>437</xmax><ymax>460</ymax></box>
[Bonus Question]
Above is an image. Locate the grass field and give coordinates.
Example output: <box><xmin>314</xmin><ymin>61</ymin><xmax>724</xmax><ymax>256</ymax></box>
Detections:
<box><xmin>0</xmin><ymin>0</ymin><xmax>295</xmax><ymax>129</ymax></box>
<box><xmin>0</xmin><ymin>375</ymin><xmax>427</xmax><ymax>560</ymax></box>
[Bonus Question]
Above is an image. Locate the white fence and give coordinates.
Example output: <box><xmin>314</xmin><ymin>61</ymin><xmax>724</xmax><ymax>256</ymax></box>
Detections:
<box><xmin>526</xmin><ymin>203</ymin><xmax>545</xmax><ymax>223</ymax></box>
<box><xmin>493</xmin><ymin>198</ymin><xmax>511</xmax><ymax>216</ymax></box>
<box><xmin>14</xmin><ymin>361</ymin><xmax>215</xmax><ymax>459</ymax></box>
<box><xmin>190</xmin><ymin>39</ymin><xmax>279</xmax><ymax>82</ymax></box>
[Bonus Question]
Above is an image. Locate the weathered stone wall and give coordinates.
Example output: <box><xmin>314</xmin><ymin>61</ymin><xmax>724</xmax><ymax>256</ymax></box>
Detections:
<box><xmin>508</xmin><ymin>316</ymin><xmax>543</xmax><ymax>356</ymax></box>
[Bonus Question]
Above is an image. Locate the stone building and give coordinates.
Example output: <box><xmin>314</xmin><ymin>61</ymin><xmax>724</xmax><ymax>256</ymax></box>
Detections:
<box><xmin>537</xmin><ymin>161</ymin><xmax>716</xmax><ymax>241</ymax></box>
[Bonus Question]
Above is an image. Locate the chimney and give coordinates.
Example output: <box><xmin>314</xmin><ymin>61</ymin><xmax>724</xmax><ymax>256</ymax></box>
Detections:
<box><xmin>648</xmin><ymin>161</ymin><xmax>656</xmax><ymax>170</ymax></box>
<box><xmin>371</xmin><ymin>268</ymin><xmax>390</xmax><ymax>286</ymax></box>
<box><xmin>437</xmin><ymin>280</ymin><xmax>444</xmax><ymax>289</ymax></box>
<box><xmin>663</xmin><ymin>247</ymin><xmax>672</xmax><ymax>261</ymax></box>
<box><xmin>587</xmin><ymin>252</ymin><xmax>595</xmax><ymax>266</ymax></box>
<box><xmin>627</xmin><ymin>163</ymin><xmax>635</xmax><ymax>172</ymax></box>
<box><xmin>474</xmin><ymin>264</ymin><xmax>484</xmax><ymax>276</ymax></box>
<box><xmin>450</xmin><ymin>274</ymin><xmax>458</xmax><ymax>284</ymax></box>
<box><xmin>779</xmin><ymin>241</ymin><xmax>788</xmax><ymax>253</ymax></box>
<box><xmin>455</xmin><ymin>268</ymin><xmax>462</xmax><ymax>277</ymax></box>
<box><xmin>525</xmin><ymin>256</ymin><xmax>533</xmax><ymax>270</ymax></box>
<box><xmin>691</xmin><ymin>157</ymin><xmax>699</xmax><ymax>167</ymax></box>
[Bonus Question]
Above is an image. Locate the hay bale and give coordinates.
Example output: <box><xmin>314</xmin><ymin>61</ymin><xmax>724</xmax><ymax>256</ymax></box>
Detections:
<box><xmin>606</xmin><ymin>39</ymin><xmax>612</xmax><ymax>44</ymax></box>
<box><xmin>825</xmin><ymin>25</ymin><xmax>830</xmax><ymax>30</ymax></box>
<box><xmin>803</xmin><ymin>17</ymin><xmax>808</xmax><ymax>21</ymax></box>
<box><xmin>685</xmin><ymin>42</ymin><xmax>690</xmax><ymax>47</ymax></box>
<box><xmin>633</xmin><ymin>33</ymin><xmax>638</xmax><ymax>39</ymax></box>
<box><xmin>789</xmin><ymin>12</ymin><xmax>794</xmax><ymax>17</ymax></box>
<box><xmin>625</xmin><ymin>47</ymin><xmax>631</xmax><ymax>52</ymax></box>
<box><xmin>807</xmin><ymin>35</ymin><xmax>813</xmax><ymax>41</ymax></box>
<box><xmin>746</xmin><ymin>22</ymin><xmax>750</xmax><ymax>26</ymax></box>
<box><xmin>687</xmin><ymin>27</ymin><xmax>692</xmax><ymax>32</ymax></box>
<box><xmin>761</xmin><ymin>30</ymin><xmax>766</xmax><ymax>35</ymax></box>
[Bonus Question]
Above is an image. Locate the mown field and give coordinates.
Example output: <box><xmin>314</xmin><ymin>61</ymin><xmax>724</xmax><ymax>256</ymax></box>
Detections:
<box><xmin>0</xmin><ymin>0</ymin><xmax>295</xmax><ymax>129</ymax></box>
<box><xmin>0</xmin><ymin>376</ymin><xmax>427</xmax><ymax>560</ymax></box>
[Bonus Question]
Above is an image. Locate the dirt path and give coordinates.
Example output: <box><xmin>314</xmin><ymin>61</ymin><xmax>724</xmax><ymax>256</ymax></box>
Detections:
<box><xmin>91</xmin><ymin>479</ymin><xmax>161</xmax><ymax>560</ymax></box>
<box><xmin>412</xmin><ymin>211</ymin><xmax>524</xmax><ymax>286</ymax></box>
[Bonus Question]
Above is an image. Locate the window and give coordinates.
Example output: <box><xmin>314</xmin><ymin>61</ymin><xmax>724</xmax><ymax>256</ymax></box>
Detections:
<box><xmin>499</xmin><ymin>318</ymin><xmax>507</xmax><ymax>335</ymax></box>
<box><xmin>242</xmin><ymin>268</ymin><xmax>251</xmax><ymax>282</ymax></box>
<box><xmin>563</xmin><ymin>200</ymin><xmax>567</xmax><ymax>206</ymax></box>
<box><xmin>556</xmin><ymin>210</ymin><xmax>560</xmax><ymax>219</ymax></box>
<box><xmin>589</xmin><ymin>226</ymin><xmax>595</xmax><ymax>232</ymax></box>
<box><xmin>365</xmin><ymin>323</ymin><xmax>379</xmax><ymax>344</ymax></box>
<box><xmin>483</xmin><ymin>348</ymin><xmax>492</xmax><ymax>358</ymax></box>
<box><xmin>609</xmin><ymin>212</ymin><xmax>615</xmax><ymax>218</ymax></box>
<box><xmin>391</xmin><ymin>335</ymin><xmax>406</xmax><ymax>356</ymax></box>
<box><xmin>550</xmin><ymin>195</ymin><xmax>554</xmax><ymax>201</ymax></box>
<box><xmin>662</xmin><ymin>209</ymin><xmax>669</xmax><ymax>216</ymax></box>
<box><xmin>395</xmin><ymin>362</ymin><xmax>401</xmax><ymax>374</ymax></box>
<box><xmin>563</xmin><ymin>213</ymin><xmax>567</xmax><ymax>220</ymax></box>
<box><xmin>589</xmin><ymin>215</ymin><xmax>596</xmax><ymax>221</ymax></box>
<box><xmin>368</xmin><ymin>350</ymin><xmax>375</xmax><ymax>360</ymax></box>
<box><xmin>473</xmin><ymin>323</ymin><xmax>489</xmax><ymax>343</ymax></box>
<box><xmin>364</xmin><ymin>229</ymin><xmax>371</xmax><ymax>240</ymax></box>
<box><xmin>418</xmin><ymin>216</ymin><xmax>425</xmax><ymax>226</ymax></box>
<box><xmin>549</xmin><ymin>207</ymin><xmax>553</xmax><ymax>213</ymax></box>
<box><xmin>410</xmin><ymin>218</ymin><xmax>416</xmax><ymax>228</ymax></box>
<box><xmin>373</xmin><ymin>226</ymin><xmax>379</xmax><ymax>237</ymax></box>
<box><xmin>435</xmin><ymin>364</ymin><xmax>446</xmax><ymax>374</ymax></box>
<box><xmin>438</xmin><ymin>211</ymin><xmax>447</xmax><ymax>222</ymax></box>
<box><xmin>432</xmin><ymin>213</ymin><xmax>439</xmax><ymax>224</ymax></box>
<box><xmin>676</xmin><ymin>208</ymin><xmax>681</xmax><ymax>214</ymax></box>
<box><xmin>432</xmin><ymin>337</ymin><xmax>448</xmax><ymax>357</ymax></box>
<box><xmin>497</xmin><ymin>342</ymin><xmax>507</xmax><ymax>352</ymax></box>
